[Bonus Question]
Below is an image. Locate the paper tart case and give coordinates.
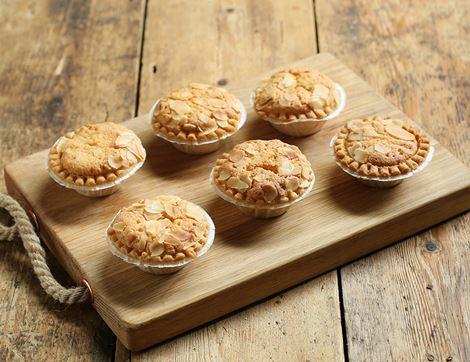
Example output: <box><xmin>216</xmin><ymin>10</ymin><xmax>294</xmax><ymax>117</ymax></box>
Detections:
<box><xmin>106</xmin><ymin>204</ymin><xmax>215</xmax><ymax>274</ymax></box>
<box><xmin>149</xmin><ymin>98</ymin><xmax>247</xmax><ymax>155</ymax></box>
<box><xmin>329</xmin><ymin>135</ymin><xmax>435</xmax><ymax>188</ymax></box>
<box><xmin>251</xmin><ymin>83</ymin><xmax>346</xmax><ymax>137</ymax></box>
<box><xmin>210</xmin><ymin>168</ymin><xmax>315</xmax><ymax>218</ymax></box>
<box><xmin>47</xmin><ymin>138</ymin><xmax>146</xmax><ymax>197</ymax></box>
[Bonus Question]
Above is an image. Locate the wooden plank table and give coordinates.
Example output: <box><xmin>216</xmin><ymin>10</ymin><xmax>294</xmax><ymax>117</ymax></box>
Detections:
<box><xmin>0</xmin><ymin>1</ymin><xmax>468</xmax><ymax>361</ymax></box>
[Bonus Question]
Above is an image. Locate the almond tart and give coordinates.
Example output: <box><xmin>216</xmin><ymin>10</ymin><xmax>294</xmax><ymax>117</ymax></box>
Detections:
<box><xmin>211</xmin><ymin>139</ymin><xmax>315</xmax><ymax>218</ymax></box>
<box><xmin>106</xmin><ymin>195</ymin><xmax>215</xmax><ymax>274</ymax></box>
<box><xmin>48</xmin><ymin>122</ymin><xmax>146</xmax><ymax>197</ymax></box>
<box><xmin>150</xmin><ymin>83</ymin><xmax>246</xmax><ymax>154</ymax></box>
<box><xmin>332</xmin><ymin>116</ymin><xmax>433</xmax><ymax>188</ymax></box>
<box><xmin>253</xmin><ymin>69</ymin><xmax>346</xmax><ymax>136</ymax></box>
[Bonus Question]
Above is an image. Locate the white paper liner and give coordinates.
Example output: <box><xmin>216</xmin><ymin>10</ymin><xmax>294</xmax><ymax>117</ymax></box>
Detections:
<box><xmin>148</xmin><ymin>97</ymin><xmax>247</xmax><ymax>154</ymax></box>
<box><xmin>329</xmin><ymin>135</ymin><xmax>435</xmax><ymax>187</ymax></box>
<box><xmin>250</xmin><ymin>83</ymin><xmax>346</xmax><ymax>137</ymax></box>
<box><xmin>46</xmin><ymin>139</ymin><xmax>146</xmax><ymax>197</ymax></box>
<box><xmin>106</xmin><ymin>203</ymin><xmax>215</xmax><ymax>274</ymax></box>
<box><xmin>210</xmin><ymin>168</ymin><xmax>315</xmax><ymax>218</ymax></box>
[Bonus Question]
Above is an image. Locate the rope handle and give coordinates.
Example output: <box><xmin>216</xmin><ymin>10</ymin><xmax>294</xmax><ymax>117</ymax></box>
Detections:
<box><xmin>0</xmin><ymin>193</ymin><xmax>89</xmax><ymax>304</ymax></box>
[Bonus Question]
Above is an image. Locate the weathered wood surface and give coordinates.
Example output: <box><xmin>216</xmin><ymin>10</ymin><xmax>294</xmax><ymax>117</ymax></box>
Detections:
<box><xmin>0</xmin><ymin>0</ymin><xmax>144</xmax><ymax>360</ymax></box>
<box><xmin>317</xmin><ymin>0</ymin><xmax>470</xmax><ymax>361</ymax></box>
<box><xmin>0</xmin><ymin>0</ymin><xmax>468</xmax><ymax>360</ymax></box>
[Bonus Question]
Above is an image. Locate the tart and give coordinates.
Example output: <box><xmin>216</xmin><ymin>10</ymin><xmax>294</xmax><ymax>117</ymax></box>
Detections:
<box><xmin>150</xmin><ymin>83</ymin><xmax>246</xmax><ymax>154</ymax></box>
<box><xmin>332</xmin><ymin>116</ymin><xmax>433</xmax><ymax>187</ymax></box>
<box><xmin>48</xmin><ymin>122</ymin><xmax>146</xmax><ymax>196</ymax></box>
<box><xmin>106</xmin><ymin>195</ymin><xmax>214</xmax><ymax>274</ymax></box>
<box><xmin>253</xmin><ymin>69</ymin><xmax>345</xmax><ymax>136</ymax></box>
<box><xmin>212</xmin><ymin>139</ymin><xmax>315</xmax><ymax>218</ymax></box>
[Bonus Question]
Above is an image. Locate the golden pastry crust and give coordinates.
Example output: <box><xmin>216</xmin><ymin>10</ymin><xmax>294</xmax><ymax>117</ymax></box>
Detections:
<box><xmin>151</xmin><ymin>83</ymin><xmax>243</xmax><ymax>143</ymax></box>
<box><xmin>213</xmin><ymin>140</ymin><xmax>314</xmax><ymax>205</ymax></box>
<box><xmin>254</xmin><ymin>69</ymin><xmax>339</xmax><ymax>122</ymax></box>
<box><xmin>333</xmin><ymin>116</ymin><xmax>431</xmax><ymax>177</ymax></box>
<box><xmin>48</xmin><ymin>122</ymin><xmax>146</xmax><ymax>187</ymax></box>
<box><xmin>107</xmin><ymin>195</ymin><xmax>210</xmax><ymax>263</ymax></box>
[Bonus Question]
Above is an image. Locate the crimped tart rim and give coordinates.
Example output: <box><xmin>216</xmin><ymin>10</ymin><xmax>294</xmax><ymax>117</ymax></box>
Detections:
<box><xmin>106</xmin><ymin>202</ymin><xmax>215</xmax><ymax>269</ymax></box>
<box><xmin>210</xmin><ymin>168</ymin><xmax>315</xmax><ymax>210</ymax></box>
<box><xmin>329</xmin><ymin>135</ymin><xmax>435</xmax><ymax>182</ymax></box>
<box><xmin>251</xmin><ymin>83</ymin><xmax>346</xmax><ymax>124</ymax></box>
<box><xmin>46</xmin><ymin>137</ymin><xmax>146</xmax><ymax>192</ymax></box>
<box><xmin>149</xmin><ymin>97</ymin><xmax>247</xmax><ymax>145</ymax></box>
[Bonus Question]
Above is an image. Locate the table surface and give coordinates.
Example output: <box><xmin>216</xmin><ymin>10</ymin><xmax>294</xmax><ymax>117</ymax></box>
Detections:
<box><xmin>0</xmin><ymin>1</ymin><xmax>468</xmax><ymax>361</ymax></box>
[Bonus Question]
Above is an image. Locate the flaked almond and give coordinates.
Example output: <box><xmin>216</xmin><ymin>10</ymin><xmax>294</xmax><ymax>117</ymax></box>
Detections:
<box><xmin>301</xmin><ymin>166</ymin><xmax>312</xmax><ymax>179</ymax></box>
<box><xmin>207</xmin><ymin>98</ymin><xmax>226</xmax><ymax>108</ymax></box>
<box><xmin>286</xmin><ymin>177</ymin><xmax>300</xmax><ymax>191</ymax></box>
<box><xmin>374</xmin><ymin>143</ymin><xmax>391</xmax><ymax>154</ymax></box>
<box><xmin>55</xmin><ymin>137</ymin><xmax>68</xmax><ymax>154</ymax></box>
<box><xmin>115</xmin><ymin>134</ymin><xmax>135</xmax><ymax>147</ymax></box>
<box><xmin>108</xmin><ymin>154</ymin><xmax>122</xmax><ymax>170</ymax></box>
<box><xmin>309</xmin><ymin>96</ymin><xmax>324</xmax><ymax>109</ymax></box>
<box><xmin>363</xmin><ymin>126</ymin><xmax>379</xmax><ymax>137</ymax></box>
<box><xmin>164</xmin><ymin>203</ymin><xmax>184</xmax><ymax>219</ymax></box>
<box><xmin>144</xmin><ymin>200</ymin><xmax>164</xmax><ymax>214</ymax></box>
<box><xmin>385</xmin><ymin>124</ymin><xmax>415</xmax><ymax>141</ymax></box>
<box><xmin>186</xmin><ymin>204</ymin><xmax>205</xmax><ymax>222</ymax></box>
<box><xmin>253</xmin><ymin>173</ymin><xmax>266</xmax><ymax>182</ymax></box>
<box><xmin>229</xmin><ymin>150</ymin><xmax>244</xmax><ymax>162</ymax></box>
<box><xmin>347</xmin><ymin>120</ymin><xmax>363</xmax><ymax>133</ymax></box>
<box><xmin>145</xmin><ymin>220</ymin><xmax>160</xmax><ymax>237</ymax></box>
<box><xmin>348</xmin><ymin>133</ymin><xmax>363</xmax><ymax>141</ymax></box>
<box><xmin>353</xmin><ymin>148</ymin><xmax>368</xmax><ymax>163</ymax></box>
<box><xmin>168</xmin><ymin>99</ymin><xmax>192</xmax><ymax>114</ymax></box>
<box><xmin>172</xmin><ymin>228</ymin><xmax>192</xmax><ymax>242</ymax></box>
<box><xmin>239</xmin><ymin>172</ymin><xmax>252</xmax><ymax>187</ymax></box>
<box><xmin>278</xmin><ymin>157</ymin><xmax>294</xmax><ymax>175</ymax></box>
<box><xmin>112</xmin><ymin>221</ymin><xmax>126</xmax><ymax>232</ymax></box>
<box><xmin>244</xmin><ymin>146</ymin><xmax>257</xmax><ymax>156</ymax></box>
<box><xmin>149</xmin><ymin>244</ymin><xmax>164</xmax><ymax>256</ymax></box>
<box><xmin>280</xmin><ymin>73</ymin><xmax>296</xmax><ymax>88</ymax></box>
<box><xmin>262</xmin><ymin>184</ymin><xmax>278</xmax><ymax>203</ymax></box>
<box><xmin>213</xmin><ymin>111</ymin><xmax>228</xmax><ymax>121</ymax></box>
<box><xmin>226</xmin><ymin>176</ymin><xmax>249</xmax><ymax>191</ymax></box>
<box><xmin>217</xmin><ymin>169</ymin><xmax>231</xmax><ymax>181</ymax></box>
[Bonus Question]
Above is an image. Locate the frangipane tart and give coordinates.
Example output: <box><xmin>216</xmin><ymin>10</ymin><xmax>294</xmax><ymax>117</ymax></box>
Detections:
<box><xmin>106</xmin><ymin>195</ymin><xmax>215</xmax><ymax>274</ymax></box>
<box><xmin>48</xmin><ymin>122</ymin><xmax>146</xmax><ymax>197</ymax></box>
<box><xmin>150</xmin><ymin>83</ymin><xmax>247</xmax><ymax>154</ymax></box>
<box><xmin>211</xmin><ymin>139</ymin><xmax>315</xmax><ymax>218</ymax></box>
<box><xmin>332</xmin><ymin>116</ymin><xmax>433</xmax><ymax>188</ymax></box>
<box><xmin>253</xmin><ymin>69</ymin><xmax>346</xmax><ymax>136</ymax></box>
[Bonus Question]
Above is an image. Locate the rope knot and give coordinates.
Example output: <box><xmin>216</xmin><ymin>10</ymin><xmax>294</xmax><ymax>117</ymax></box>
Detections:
<box><xmin>0</xmin><ymin>193</ymin><xmax>89</xmax><ymax>304</ymax></box>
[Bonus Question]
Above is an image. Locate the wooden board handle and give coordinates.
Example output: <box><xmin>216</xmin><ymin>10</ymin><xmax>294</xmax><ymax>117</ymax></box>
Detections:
<box><xmin>0</xmin><ymin>192</ymin><xmax>91</xmax><ymax>304</ymax></box>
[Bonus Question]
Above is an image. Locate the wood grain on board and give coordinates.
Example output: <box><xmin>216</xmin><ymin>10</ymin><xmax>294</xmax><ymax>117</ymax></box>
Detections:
<box><xmin>5</xmin><ymin>53</ymin><xmax>470</xmax><ymax>352</ymax></box>
<box><xmin>0</xmin><ymin>0</ymin><xmax>144</xmax><ymax>360</ymax></box>
<box><xmin>317</xmin><ymin>0</ymin><xmax>470</xmax><ymax>360</ymax></box>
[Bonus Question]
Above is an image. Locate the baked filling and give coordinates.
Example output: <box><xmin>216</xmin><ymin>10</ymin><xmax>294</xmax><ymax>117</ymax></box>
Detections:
<box><xmin>213</xmin><ymin>140</ymin><xmax>314</xmax><ymax>205</ymax></box>
<box><xmin>333</xmin><ymin>116</ymin><xmax>431</xmax><ymax>177</ymax></box>
<box><xmin>108</xmin><ymin>195</ymin><xmax>210</xmax><ymax>263</ymax></box>
<box><xmin>48</xmin><ymin>122</ymin><xmax>145</xmax><ymax>187</ymax></box>
<box><xmin>151</xmin><ymin>83</ymin><xmax>243</xmax><ymax>143</ymax></box>
<box><xmin>254</xmin><ymin>69</ymin><xmax>339</xmax><ymax>122</ymax></box>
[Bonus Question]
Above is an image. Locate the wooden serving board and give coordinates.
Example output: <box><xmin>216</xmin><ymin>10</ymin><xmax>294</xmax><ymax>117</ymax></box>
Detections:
<box><xmin>5</xmin><ymin>53</ymin><xmax>470</xmax><ymax>351</ymax></box>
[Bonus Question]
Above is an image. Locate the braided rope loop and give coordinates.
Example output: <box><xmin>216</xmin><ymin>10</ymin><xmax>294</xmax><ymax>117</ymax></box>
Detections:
<box><xmin>0</xmin><ymin>193</ymin><xmax>89</xmax><ymax>304</ymax></box>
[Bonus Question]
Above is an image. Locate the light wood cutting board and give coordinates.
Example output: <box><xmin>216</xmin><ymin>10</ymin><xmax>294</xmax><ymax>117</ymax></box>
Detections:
<box><xmin>5</xmin><ymin>53</ymin><xmax>470</xmax><ymax>351</ymax></box>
